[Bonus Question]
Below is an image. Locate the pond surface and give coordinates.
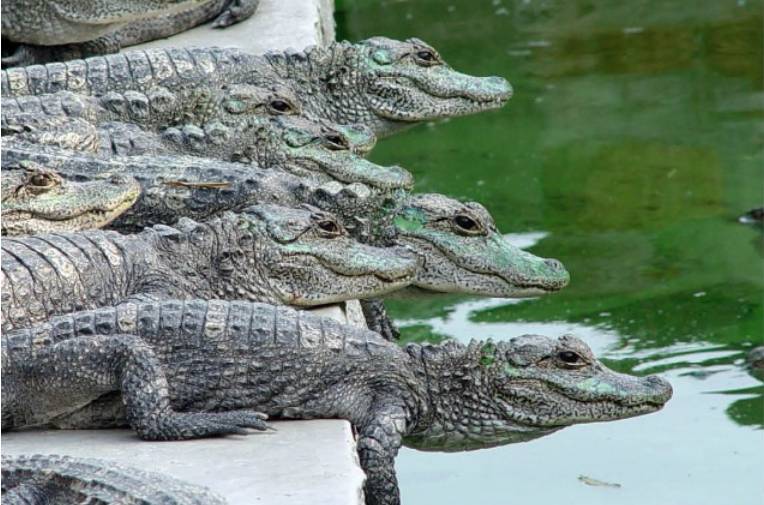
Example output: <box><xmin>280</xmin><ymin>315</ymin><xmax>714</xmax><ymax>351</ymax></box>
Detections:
<box><xmin>336</xmin><ymin>1</ymin><xmax>764</xmax><ymax>504</ymax></box>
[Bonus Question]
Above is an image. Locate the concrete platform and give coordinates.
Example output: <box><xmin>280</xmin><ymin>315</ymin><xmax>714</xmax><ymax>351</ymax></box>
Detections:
<box><xmin>131</xmin><ymin>0</ymin><xmax>335</xmax><ymax>54</ymax></box>
<box><xmin>2</xmin><ymin>422</ymin><xmax>366</xmax><ymax>505</ymax></box>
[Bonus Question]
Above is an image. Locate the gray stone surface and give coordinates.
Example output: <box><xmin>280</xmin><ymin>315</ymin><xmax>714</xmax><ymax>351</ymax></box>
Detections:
<box><xmin>131</xmin><ymin>0</ymin><xmax>335</xmax><ymax>54</ymax></box>
<box><xmin>2</xmin><ymin>422</ymin><xmax>366</xmax><ymax>505</ymax></box>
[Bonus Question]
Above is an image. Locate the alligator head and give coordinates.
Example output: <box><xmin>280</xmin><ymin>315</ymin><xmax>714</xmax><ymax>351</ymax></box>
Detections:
<box><xmin>352</xmin><ymin>37</ymin><xmax>511</xmax><ymax>136</ymax></box>
<box><xmin>404</xmin><ymin>334</ymin><xmax>672</xmax><ymax>451</ymax></box>
<box><xmin>265</xmin><ymin>37</ymin><xmax>512</xmax><ymax>137</ymax></box>
<box><xmin>234</xmin><ymin>114</ymin><xmax>412</xmax><ymax>190</ymax></box>
<box><xmin>1</xmin><ymin>162</ymin><xmax>140</xmax><ymax>235</ymax></box>
<box><xmin>391</xmin><ymin>193</ymin><xmax>569</xmax><ymax>296</ymax></box>
<box><xmin>170</xmin><ymin>204</ymin><xmax>420</xmax><ymax>306</ymax></box>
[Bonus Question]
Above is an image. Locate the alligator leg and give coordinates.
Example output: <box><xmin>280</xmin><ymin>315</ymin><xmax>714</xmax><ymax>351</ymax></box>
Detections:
<box><xmin>1</xmin><ymin>481</ymin><xmax>49</xmax><ymax>505</ymax></box>
<box><xmin>360</xmin><ymin>299</ymin><xmax>400</xmax><ymax>341</ymax></box>
<box><xmin>21</xmin><ymin>335</ymin><xmax>270</xmax><ymax>440</ymax></box>
<box><xmin>212</xmin><ymin>0</ymin><xmax>260</xmax><ymax>27</ymax></box>
<box><xmin>356</xmin><ymin>404</ymin><xmax>408</xmax><ymax>505</ymax></box>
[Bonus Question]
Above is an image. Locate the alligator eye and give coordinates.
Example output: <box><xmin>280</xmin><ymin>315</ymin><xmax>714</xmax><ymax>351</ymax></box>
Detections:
<box><xmin>452</xmin><ymin>215</ymin><xmax>483</xmax><ymax>235</ymax></box>
<box><xmin>317</xmin><ymin>219</ymin><xmax>342</xmax><ymax>237</ymax></box>
<box><xmin>269</xmin><ymin>99</ymin><xmax>293</xmax><ymax>114</ymax></box>
<box><xmin>29</xmin><ymin>173</ymin><xmax>57</xmax><ymax>188</ymax></box>
<box><xmin>414</xmin><ymin>50</ymin><xmax>439</xmax><ymax>65</ymax></box>
<box><xmin>557</xmin><ymin>351</ymin><xmax>583</xmax><ymax>366</ymax></box>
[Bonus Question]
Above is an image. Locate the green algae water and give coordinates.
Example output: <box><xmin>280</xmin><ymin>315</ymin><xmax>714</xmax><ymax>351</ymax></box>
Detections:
<box><xmin>336</xmin><ymin>1</ymin><xmax>764</xmax><ymax>503</ymax></box>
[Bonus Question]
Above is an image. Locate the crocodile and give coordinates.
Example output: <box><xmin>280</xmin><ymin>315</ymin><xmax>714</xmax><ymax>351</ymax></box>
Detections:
<box><xmin>1</xmin><ymin>41</ymin><xmax>512</xmax><ymax>137</ymax></box>
<box><xmin>1</xmin><ymin>0</ymin><xmax>259</xmax><ymax>67</ymax></box>
<box><xmin>1</xmin><ymin>299</ymin><xmax>674</xmax><ymax>505</ymax></box>
<box><xmin>1</xmin><ymin>161</ymin><xmax>140</xmax><ymax>235</ymax></box>
<box><xmin>2</xmin><ymin>454</ymin><xmax>227</xmax><ymax>505</ymax></box>
<box><xmin>0</xmin><ymin>204</ymin><xmax>419</xmax><ymax>331</ymax></box>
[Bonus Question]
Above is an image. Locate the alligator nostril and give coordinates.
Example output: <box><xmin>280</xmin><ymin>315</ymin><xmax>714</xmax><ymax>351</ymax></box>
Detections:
<box><xmin>644</xmin><ymin>375</ymin><xmax>673</xmax><ymax>397</ymax></box>
<box><xmin>544</xmin><ymin>258</ymin><xmax>565</xmax><ymax>272</ymax></box>
<box><xmin>486</xmin><ymin>76</ymin><xmax>513</xmax><ymax>98</ymax></box>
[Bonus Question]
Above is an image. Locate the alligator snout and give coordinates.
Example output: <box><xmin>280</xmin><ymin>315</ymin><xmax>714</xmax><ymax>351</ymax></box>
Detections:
<box><xmin>641</xmin><ymin>375</ymin><xmax>673</xmax><ymax>404</ymax></box>
<box><xmin>482</xmin><ymin>76</ymin><xmax>513</xmax><ymax>101</ymax></box>
<box><xmin>543</xmin><ymin>258</ymin><xmax>565</xmax><ymax>273</ymax></box>
<box><xmin>374</xmin><ymin>247</ymin><xmax>421</xmax><ymax>281</ymax></box>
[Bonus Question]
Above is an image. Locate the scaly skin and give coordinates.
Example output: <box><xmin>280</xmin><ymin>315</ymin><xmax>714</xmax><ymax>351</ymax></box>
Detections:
<box><xmin>265</xmin><ymin>37</ymin><xmax>513</xmax><ymax>137</ymax></box>
<box><xmin>2</xmin><ymin>144</ymin><xmax>569</xmax><ymax>296</ymax></box>
<box><xmin>2</xmin><ymin>300</ymin><xmax>673</xmax><ymax>505</ymax></box>
<box><xmin>1</xmin><ymin>0</ymin><xmax>259</xmax><ymax>67</ymax></box>
<box><xmin>2</xmin><ymin>81</ymin><xmax>374</xmax><ymax>156</ymax></box>
<box><xmin>2</xmin><ymin>142</ymin><xmax>397</xmax><ymax>232</ymax></box>
<box><xmin>391</xmin><ymin>193</ymin><xmax>569</xmax><ymax>296</ymax></box>
<box><xmin>0</xmin><ymin>205</ymin><xmax>419</xmax><ymax>331</ymax></box>
<box><xmin>1</xmin><ymin>91</ymin><xmax>403</xmax><ymax>189</ymax></box>
<box><xmin>1</xmin><ymin>42</ymin><xmax>511</xmax><ymax>137</ymax></box>
<box><xmin>2</xmin><ymin>454</ymin><xmax>227</xmax><ymax>505</ymax></box>
<box><xmin>1</xmin><ymin>161</ymin><xmax>140</xmax><ymax>236</ymax></box>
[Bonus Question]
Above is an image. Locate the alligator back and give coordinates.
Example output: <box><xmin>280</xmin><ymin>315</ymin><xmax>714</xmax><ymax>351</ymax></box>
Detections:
<box><xmin>6</xmin><ymin>299</ymin><xmax>394</xmax><ymax>359</ymax></box>
<box><xmin>1</xmin><ymin>46</ymin><xmax>253</xmax><ymax>97</ymax></box>
<box><xmin>3</xmin><ymin>300</ymin><xmax>402</xmax><ymax>419</ymax></box>
<box><xmin>1</xmin><ymin>230</ymin><xmax>138</xmax><ymax>331</ymax></box>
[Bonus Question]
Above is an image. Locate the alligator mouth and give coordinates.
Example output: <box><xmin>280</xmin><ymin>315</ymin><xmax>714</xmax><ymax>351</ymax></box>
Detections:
<box><xmin>3</xmin><ymin>194</ymin><xmax>139</xmax><ymax>231</ymax></box>
<box><xmin>371</xmin><ymin>76</ymin><xmax>511</xmax><ymax>116</ymax></box>
<box><xmin>500</xmin><ymin>378</ymin><xmax>670</xmax><ymax>428</ymax></box>
<box><xmin>286</xmin><ymin>155</ymin><xmax>413</xmax><ymax>190</ymax></box>
<box><xmin>403</xmin><ymin>237</ymin><xmax>568</xmax><ymax>296</ymax></box>
<box><xmin>273</xmin><ymin>252</ymin><xmax>417</xmax><ymax>305</ymax></box>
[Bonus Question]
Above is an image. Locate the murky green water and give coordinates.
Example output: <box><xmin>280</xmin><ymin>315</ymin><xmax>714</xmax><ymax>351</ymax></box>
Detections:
<box><xmin>337</xmin><ymin>1</ymin><xmax>764</xmax><ymax>503</ymax></box>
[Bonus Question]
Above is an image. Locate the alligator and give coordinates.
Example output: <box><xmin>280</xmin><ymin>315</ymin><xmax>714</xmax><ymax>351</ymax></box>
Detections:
<box><xmin>2</xmin><ymin>142</ymin><xmax>397</xmax><ymax>232</ymax></box>
<box><xmin>1</xmin><ymin>91</ymin><xmax>402</xmax><ymax>188</ymax></box>
<box><xmin>1</xmin><ymin>0</ymin><xmax>258</xmax><ymax>67</ymax></box>
<box><xmin>0</xmin><ymin>204</ymin><xmax>419</xmax><ymax>331</ymax></box>
<box><xmin>1</xmin><ymin>299</ymin><xmax>674</xmax><ymax>505</ymax></box>
<box><xmin>1</xmin><ymin>41</ymin><xmax>512</xmax><ymax>137</ymax></box>
<box><xmin>2</xmin><ymin>144</ymin><xmax>569</xmax><ymax>297</ymax></box>
<box><xmin>1</xmin><ymin>161</ymin><xmax>140</xmax><ymax>235</ymax></box>
<box><xmin>2</xmin><ymin>454</ymin><xmax>227</xmax><ymax>505</ymax></box>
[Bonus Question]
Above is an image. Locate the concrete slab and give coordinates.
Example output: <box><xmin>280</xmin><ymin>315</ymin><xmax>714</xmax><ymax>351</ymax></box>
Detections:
<box><xmin>131</xmin><ymin>0</ymin><xmax>335</xmax><ymax>54</ymax></box>
<box><xmin>2</xmin><ymin>422</ymin><xmax>366</xmax><ymax>505</ymax></box>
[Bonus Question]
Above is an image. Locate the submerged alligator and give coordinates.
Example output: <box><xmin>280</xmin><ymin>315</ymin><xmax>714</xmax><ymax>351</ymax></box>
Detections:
<box><xmin>2</xmin><ymin>299</ymin><xmax>674</xmax><ymax>505</ymax></box>
<box><xmin>2</xmin><ymin>454</ymin><xmax>227</xmax><ymax>505</ymax></box>
<box><xmin>2</xmin><ymin>0</ymin><xmax>259</xmax><ymax>67</ymax></box>
<box><xmin>1</xmin><ymin>39</ymin><xmax>512</xmax><ymax>137</ymax></box>
<box><xmin>1</xmin><ymin>161</ymin><xmax>140</xmax><ymax>235</ymax></box>
<box><xmin>0</xmin><ymin>204</ymin><xmax>419</xmax><ymax>331</ymax></box>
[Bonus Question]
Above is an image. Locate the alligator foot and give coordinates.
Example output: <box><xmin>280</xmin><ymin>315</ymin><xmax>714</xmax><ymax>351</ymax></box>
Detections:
<box><xmin>134</xmin><ymin>410</ymin><xmax>271</xmax><ymax>440</ymax></box>
<box><xmin>212</xmin><ymin>0</ymin><xmax>260</xmax><ymax>28</ymax></box>
<box><xmin>361</xmin><ymin>299</ymin><xmax>400</xmax><ymax>341</ymax></box>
